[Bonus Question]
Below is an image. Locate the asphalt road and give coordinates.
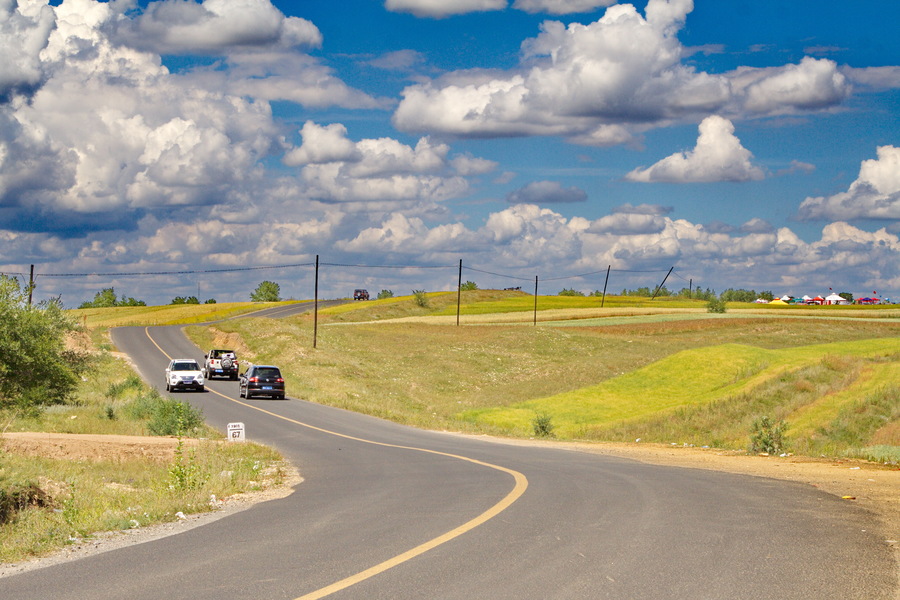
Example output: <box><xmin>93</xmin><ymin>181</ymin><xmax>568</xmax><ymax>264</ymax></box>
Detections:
<box><xmin>1</xmin><ymin>316</ymin><xmax>895</xmax><ymax>599</ymax></box>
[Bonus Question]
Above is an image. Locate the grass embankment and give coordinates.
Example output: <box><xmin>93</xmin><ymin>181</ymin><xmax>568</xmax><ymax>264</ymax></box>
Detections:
<box><xmin>0</xmin><ymin>345</ymin><xmax>290</xmax><ymax>564</ymax></box>
<box><xmin>185</xmin><ymin>290</ymin><xmax>900</xmax><ymax>463</ymax></box>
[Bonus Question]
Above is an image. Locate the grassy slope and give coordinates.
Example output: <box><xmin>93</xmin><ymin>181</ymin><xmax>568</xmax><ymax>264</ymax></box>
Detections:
<box><xmin>181</xmin><ymin>291</ymin><xmax>900</xmax><ymax>461</ymax></box>
<box><xmin>1</xmin><ymin>331</ymin><xmax>290</xmax><ymax>563</ymax></box>
<box><xmin>72</xmin><ymin>301</ymin><xmax>300</xmax><ymax>328</ymax></box>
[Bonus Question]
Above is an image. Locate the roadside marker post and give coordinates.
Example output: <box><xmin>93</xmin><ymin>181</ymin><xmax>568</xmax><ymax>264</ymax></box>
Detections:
<box><xmin>227</xmin><ymin>422</ymin><xmax>246</xmax><ymax>442</ymax></box>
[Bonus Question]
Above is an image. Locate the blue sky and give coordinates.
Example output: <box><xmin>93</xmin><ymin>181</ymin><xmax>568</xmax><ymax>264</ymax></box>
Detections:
<box><xmin>2</xmin><ymin>0</ymin><xmax>899</xmax><ymax>305</ymax></box>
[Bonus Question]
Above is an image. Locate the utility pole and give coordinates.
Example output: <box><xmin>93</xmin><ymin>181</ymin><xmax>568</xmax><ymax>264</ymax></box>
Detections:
<box><xmin>601</xmin><ymin>265</ymin><xmax>610</xmax><ymax>308</ymax></box>
<box><xmin>313</xmin><ymin>255</ymin><xmax>319</xmax><ymax>349</ymax></box>
<box><xmin>28</xmin><ymin>265</ymin><xmax>34</xmax><ymax>306</ymax></box>
<box><xmin>456</xmin><ymin>259</ymin><xmax>462</xmax><ymax>326</ymax></box>
<box><xmin>651</xmin><ymin>267</ymin><xmax>674</xmax><ymax>301</ymax></box>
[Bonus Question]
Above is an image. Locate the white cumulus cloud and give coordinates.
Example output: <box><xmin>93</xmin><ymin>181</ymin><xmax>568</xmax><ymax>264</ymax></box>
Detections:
<box><xmin>115</xmin><ymin>0</ymin><xmax>323</xmax><ymax>55</ymax></box>
<box><xmin>286</xmin><ymin>122</ymin><xmax>482</xmax><ymax>206</ymax></box>
<box><xmin>0</xmin><ymin>0</ymin><xmax>56</xmax><ymax>99</ymax></box>
<box><xmin>798</xmin><ymin>145</ymin><xmax>900</xmax><ymax>221</ymax></box>
<box><xmin>393</xmin><ymin>1</ymin><xmax>856</xmax><ymax>145</ymax></box>
<box><xmin>625</xmin><ymin>116</ymin><xmax>765</xmax><ymax>183</ymax></box>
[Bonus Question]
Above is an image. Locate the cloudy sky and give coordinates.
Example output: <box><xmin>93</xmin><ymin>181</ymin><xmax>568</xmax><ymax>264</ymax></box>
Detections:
<box><xmin>2</xmin><ymin>0</ymin><xmax>899</xmax><ymax>305</ymax></box>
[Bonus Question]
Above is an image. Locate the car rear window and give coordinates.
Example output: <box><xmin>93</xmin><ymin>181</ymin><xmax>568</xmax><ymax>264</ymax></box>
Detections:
<box><xmin>256</xmin><ymin>368</ymin><xmax>281</xmax><ymax>378</ymax></box>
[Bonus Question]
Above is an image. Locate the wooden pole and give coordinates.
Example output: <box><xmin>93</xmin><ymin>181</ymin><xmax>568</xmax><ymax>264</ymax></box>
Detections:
<box><xmin>313</xmin><ymin>255</ymin><xmax>319</xmax><ymax>349</ymax></box>
<box><xmin>457</xmin><ymin>259</ymin><xmax>462</xmax><ymax>326</ymax></box>
<box><xmin>28</xmin><ymin>264</ymin><xmax>34</xmax><ymax>306</ymax></box>
<box><xmin>601</xmin><ymin>265</ymin><xmax>610</xmax><ymax>308</ymax></box>
<box><xmin>651</xmin><ymin>267</ymin><xmax>674</xmax><ymax>301</ymax></box>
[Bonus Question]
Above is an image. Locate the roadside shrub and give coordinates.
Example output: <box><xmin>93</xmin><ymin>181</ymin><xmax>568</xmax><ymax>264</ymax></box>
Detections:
<box><xmin>412</xmin><ymin>290</ymin><xmax>429</xmax><ymax>308</ymax></box>
<box><xmin>148</xmin><ymin>398</ymin><xmax>204</xmax><ymax>437</ymax></box>
<box><xmin>532</xmin><ymin>413</ymin><xmax>555</xmax><ymax>437</ymax></box>
<box><xmin>749</xmin><ymin>416</ymin><xmax>786</xmax><ymax>454</ymax></box>
<box><xmin>122</xmin><ymin>388</ymin><xmax>162</xmax><ymax>420</ymax></box>
<box><xmin>377</xmin><ymin>289</ymin><xmax>394</xmax><ymax>299</ymax></box>
<box><xmin>106</xmin><ymin>374</ymin><xmax>143</xmax><ymax>399</ymax></box>
<box><xmin>707</xmin><ymin>297</ymin><xmax>727</xmax><ymax>313</ymax></box>
<box><xmin>168</xmin><ymin>439</ymin><xmax>207</xmax><ymax>491</ymax></box>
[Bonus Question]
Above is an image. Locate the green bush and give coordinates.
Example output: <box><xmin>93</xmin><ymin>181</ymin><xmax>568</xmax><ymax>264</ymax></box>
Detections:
<box><xmin>412</xmin><ymin>290</ymin><xmax>428</xmax><ymax>308</ymax></box>
<box><xmin>707</xmin><ymin>297</ymin><xmax>727</xmax><ymax>313</ymax></box>
<box><xmin>532</xmin><ymin>413</ymin><xmax>555</xmax><ymax>437</ymax></box>
<box><xmin>749</xmin><ymin>416</ymin><xmax>786</xmax><ymax>454</ymax></box>
<box><xmin>106</xmin><ymin>374</ymin><xmax>143</xmax><ymax>399</ymax></box>
<box><xmin>122</xmin><ymin>388</ymin><xmax>162</xmax><ymax>420</ymax></box>
<box><xmin>148</xmin><ymin>397</ymin><xmax>204</xmax><ymax>436</ymax></box>
<box><xmin>0</xmin><ymin>275</ymin><xmax>89</xmax><ymax>413</ymax></box>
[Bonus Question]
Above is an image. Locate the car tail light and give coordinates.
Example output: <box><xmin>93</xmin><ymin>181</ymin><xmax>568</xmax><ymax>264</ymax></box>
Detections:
<box><xmin>248</xmin><ymin>377</ymin><xmax>259</xmax><ymax>382</ymax></box>
<box><xmin>276</xmin><ymin>377</ymin><xmax>284</xmax><ymax>383</ymax></box>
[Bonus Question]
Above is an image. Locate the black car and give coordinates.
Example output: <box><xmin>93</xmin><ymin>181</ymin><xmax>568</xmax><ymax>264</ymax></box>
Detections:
<box><xmin>239</xmin><ymin>365</ymin><xmax>285</xmax><ymax>399</ymax></box>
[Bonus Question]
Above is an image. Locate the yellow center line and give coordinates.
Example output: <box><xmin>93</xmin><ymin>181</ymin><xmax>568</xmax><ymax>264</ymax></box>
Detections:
<box><xmin>144</xmin><ymin>327</ymin><xmax>529</xmax><ymax>599</ymax></box>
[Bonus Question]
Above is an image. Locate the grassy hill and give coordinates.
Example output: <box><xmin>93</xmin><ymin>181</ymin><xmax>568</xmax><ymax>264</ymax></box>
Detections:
<box><xmin>178</xmin><ymin>291</ymin><xmax>900</xmax><ymax>463</ymax></box>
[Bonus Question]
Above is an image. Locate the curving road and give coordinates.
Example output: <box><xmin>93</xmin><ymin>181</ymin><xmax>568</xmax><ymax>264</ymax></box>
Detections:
<box><xmin>1</xmin><ymin>318</ymin><xmax>895</xmax><ymax>599</ymax></box>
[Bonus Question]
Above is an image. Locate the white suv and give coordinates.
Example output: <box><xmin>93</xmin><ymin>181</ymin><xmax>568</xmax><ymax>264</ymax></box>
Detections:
<box><xmin>204</xmin><ymin>349</ymin><xmax>239</xmax><ymax>380</ymax></box>
<box><xmin>165</xmin><ymin>359</ymin><xmax>205</xmax><ymax>392</ymax></box>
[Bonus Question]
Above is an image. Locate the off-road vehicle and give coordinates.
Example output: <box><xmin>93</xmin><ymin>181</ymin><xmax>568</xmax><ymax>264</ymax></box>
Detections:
<box><xmin>203</xmin><ymin>349</ymin><xmax>239</xmax><ymax>380</ymax></box>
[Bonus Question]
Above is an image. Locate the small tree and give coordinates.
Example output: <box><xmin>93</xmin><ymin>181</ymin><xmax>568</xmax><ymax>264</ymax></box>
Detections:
<box><xmin>558</xmin><ymin>288</ymin><xmax>585</xmax><ymax>296</ymax></box>
<box><xmin>78</xmin><ymin>287</ymin><xmax>145</xmax><ymax>308</ymax></box>
<box><xmin>460</xmin><ymin>281</ymin><xmax>479</xmax><ymax>291</ymax></box>
<box><xmin>251</xmin><ymin>281</ymin><xmax>281</xmax><ymax>302</ymax></box>
<box><xmin>170</xmin><ymin>296</ymin><xmax>200</xmax><ymax>305</ymax></box>
<box><xmin>377</xmin><ymin>290</ymin><xmax>394</xmax><ymax>300</ymax></box>
<box><xmin>707</xmin><ymin>297</ymin><xmax>727</xmax><ymax>313</ymax></box>
<box><xmin>0</xmin><ymin>275</ymin><xmax>89</xmax><ymax>413</ymax></box>
<box><xmin>80</xmin><ymin>287</ymin><xmax>118</xmax><ymax>308</ymax></box>
<box><xmin>412</xmin><ymin>289</ymin><xmax>428</xmax><ymax>307</ymax></box>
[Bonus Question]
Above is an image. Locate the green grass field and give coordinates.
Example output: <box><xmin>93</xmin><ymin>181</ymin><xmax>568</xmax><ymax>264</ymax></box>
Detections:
<box><xmin>178</xmin><ymin>291</ymin><xmax>900</xmax><ymax>463</ymax></box>
<box><xmin>3</xmin><ymin>292</ymin><xmax>897</xmax><ymax>562</ymax></box>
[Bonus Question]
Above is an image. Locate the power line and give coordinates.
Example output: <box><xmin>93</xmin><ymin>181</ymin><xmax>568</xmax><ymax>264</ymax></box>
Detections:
<box><xmin>33</xmin><ymin>262</ymin><xmax>317</xmax><ymax>278</ymax></box>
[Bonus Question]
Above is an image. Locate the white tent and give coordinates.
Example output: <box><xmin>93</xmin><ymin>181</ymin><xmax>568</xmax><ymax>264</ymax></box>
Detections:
<box><xmin>825</xmin><ymin>293</ymin><xmax>847</xmax><ymax>305</ymax></box>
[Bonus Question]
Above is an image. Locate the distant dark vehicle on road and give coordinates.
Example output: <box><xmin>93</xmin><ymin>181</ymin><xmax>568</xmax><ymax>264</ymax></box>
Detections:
<box><xmin>353</xmin><ymin>289</ymin><xmax>369</xmax><ymax>300</ymax></box>
<box><xmin>239</xmin><ymin>365</ymin><xmax>285</xmax><ymax>399</ymax></box>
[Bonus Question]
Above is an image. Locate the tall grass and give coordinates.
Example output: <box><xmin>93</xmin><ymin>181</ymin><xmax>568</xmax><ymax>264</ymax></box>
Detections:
<box><xmin>0</xmin><ymin>348</ymin><xmax>291</xmax><ymax>563</ymax></box>
<box><xmin>0</xmin><ymin>442</ymin><xmax>287</xmax><ymax>562</ymax></box>
<box><xmin>186</xmin><ymin>310</ymin><xmax>900</xmax><ymax>461</ymax></box>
